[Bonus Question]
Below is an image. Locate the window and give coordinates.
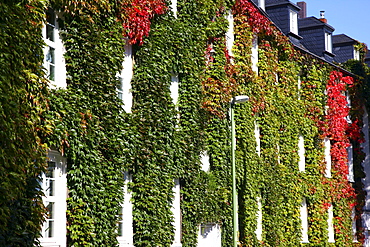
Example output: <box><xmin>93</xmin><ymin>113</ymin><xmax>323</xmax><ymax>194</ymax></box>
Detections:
<box><xmin>325</xmin><ymin>32</ymin><xmax>332</xmax><ymax>53</ymax></box>
<box><xmin>171</xmin><ymin>179</ymin><xmax>182</xmax><ymax>247</ymax></box>
<box><xmin>255</xmin><ymin>195</ymin><xmax>262</xmax><ymax>241</ymax></box>
<box><xmin>170</xmin><ymin>0</ymin><xmax>177</xmax><ymax>18</ymax></box>
<box><xmin>324</xmin><ymin>137</ymin><xmax>331</xmax><ymax>178</ymax></box>
<box><xmin>117</xmin><ymin>171</ymin><xmax>134</xmax><ymax>246</ymax></box>
<box><xmin>201</xmin><ymin>152</ymin><xmax>210</xmax><ymax>172</ymax></box>
<box><xmin>226</xmin><ymin>10</ymin><xmax>234</xmax><ymax>59</ymax></box>
<box><xmin>117</xmin><ymin>42</ymin><xmax>133</xmax><ymax>113</ymax></box>
<box><xmin>170</xmin><ymin>73</ymin><xmax>179</xmax><ymax>107</ymax></box>
<box><xmin>354</xmin><ymin>48</ymin><xmax>360</xmax><ymax>60</ymax></box>
<box><xmin>197</xmin><ymin>223</ymin><xmax>221</xmax><ymax>247</ymax></box>
<box><xmin>251</xmin><ymin>36</ymin><xmax>258</xmax><ymax>73</ymax></box>
<box><xmin>348</xmin><ymin>144</ymin><xmax>354</xmax><ymax>182</ymax></box>
<box><xmin>300</xmin><ymin>198</ymin><xmax>309</xmax><ymax>243</ymax></box>
<box><xmin>328</xmin><ymin>204</ymin><xmax>335</xmax><ymax>243</ymax></box>
<box><xmin>254</xmin><ymin>121</ymin><xmax>261</xmax><ymax>156</ymax></box>
<box><xmin>258</xmin><ymin>0</ymin><xmax>265</xmax><ymax>10</ymax></box>
<box><xmin>289</xmin><ymin>10</ymin><xmax>298</xmax><ymax>34</ymax></box>
<box><xmin>43</xmin><ymin>8</ymin><xmax>66</xmax><ymax>88</ymax></box>
<box><xmin>352</xmin><ymin>208</ymin><xmax>358</xmax><ymax>242</ymax></box>
<box><xmin>40</xmin><ymin>151</ymin><xmax>67</xmax><ymax>247</ymax></box>
<box><xmin>298</xmin><ymin>135</ymin><xmax>305</xmax><ymax>172</ymax></box>
<box><xmin>46</xmin><ymin>47</ymin><xmax>55</xmax><ymax>81</ymax></box>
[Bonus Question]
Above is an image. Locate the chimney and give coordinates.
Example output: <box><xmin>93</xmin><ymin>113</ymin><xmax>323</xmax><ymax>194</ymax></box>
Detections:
<box><xmin>297</xmin><ymin>2</ymin><xmax>306</xmax><ymax>19</ymax></box>
<box><xmin>319</xmin><ymin>10</ymin><xmax>327</xmax><ymax>23</ymax></box>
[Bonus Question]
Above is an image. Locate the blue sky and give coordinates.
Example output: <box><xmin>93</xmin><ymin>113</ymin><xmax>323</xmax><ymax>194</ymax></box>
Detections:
<box><xmin>303</xmin><ymin>0</ymin><xmax>370</xmax><ymax>46</ymax></box>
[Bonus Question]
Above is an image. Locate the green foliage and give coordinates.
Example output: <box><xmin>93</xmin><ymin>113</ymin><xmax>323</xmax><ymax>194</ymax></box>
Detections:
<box><xmin>2</xmin><ymin>0</ymin><xmax>368</xmax><ymax>246</ymax></box>
<box><xmin>0</xmin><ymin>0</ymin><xmax>49</xmax><ymax>246</ymax></box>
<box><xmin>44</xmin><ymin>1</ymin><xmax>131</xmax><ymax>246</ymax></box>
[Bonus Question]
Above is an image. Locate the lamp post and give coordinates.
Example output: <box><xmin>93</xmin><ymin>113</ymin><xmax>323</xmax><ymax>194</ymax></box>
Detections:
<box><xmin>230</xmin><ymin>95</ymin><xmax>249</xmax><ymax>247</ymax></box>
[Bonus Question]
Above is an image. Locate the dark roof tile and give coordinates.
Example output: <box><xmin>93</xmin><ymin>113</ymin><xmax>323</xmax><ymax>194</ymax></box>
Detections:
<box><xmin>298</xmin><ymin>17</ymin><xmax>335</xmax><ymax>31</ymax></box>
<box><xmin>333</xmin><ymin>34</ymin><xmax>358</xmax><ymax>45</ymax></box>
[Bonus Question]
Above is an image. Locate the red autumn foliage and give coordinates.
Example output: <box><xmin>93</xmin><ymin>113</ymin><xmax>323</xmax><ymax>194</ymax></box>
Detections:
<box><xmin>122</xmin><ymin>0</ymin><xmax>167</xmax><ymax>45</ymax></box>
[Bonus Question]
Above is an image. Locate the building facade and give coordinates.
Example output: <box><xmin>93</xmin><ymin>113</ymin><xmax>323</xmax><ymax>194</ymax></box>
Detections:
<box><xmin>1</xmin><ymin>0</ymin><xmax>370</xmax><ymax>246</ymax></box>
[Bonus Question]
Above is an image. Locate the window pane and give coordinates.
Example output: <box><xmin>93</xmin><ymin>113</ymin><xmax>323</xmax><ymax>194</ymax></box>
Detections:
<box><xmin>46</xmin><ymin>202</ymin><xmax>54</xmax><ymax>219</ymax></box>
<box><xmin>46</xmin><ymin>161</ymin><xmax>56</xmax><ymax>177</ymax></box>
<box><xmin>46</xmin><ymin>47</ymin><xmax>55</xmax><ymax>64</ymax></box>
<box><xmin>47</xmin><ymin>220</ymin><xmax>54</xmax><ymax>238</ymax></box>
<box><xmin>46</xmin><ymin>24</ymin><xmax>54</xmax><ymax>42</ymax></box>
<box><xmin>47</xmin><ymin>179</ymin><xmax>55</xmax><ymax>196</ymax></box>
<box><xmin>49</xmin><ymin>65</ymin><xmax>55</xmax><ymax>81</ymax></box>
<box><xmin>46</xmin><ymin>9</ymin><xmax>55</xmax><ymax>42</ymax></box>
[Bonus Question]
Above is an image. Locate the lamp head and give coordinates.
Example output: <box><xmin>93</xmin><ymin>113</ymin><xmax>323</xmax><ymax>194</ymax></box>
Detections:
<box><xmin>231</xmin><ymin>95</ymin><xmax>249</xmax><ymax>105</ymax></box>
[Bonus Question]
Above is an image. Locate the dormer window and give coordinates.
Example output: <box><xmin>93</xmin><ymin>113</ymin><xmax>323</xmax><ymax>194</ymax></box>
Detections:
<box><xmin>289</xmin><ymin>9</ymin><xmax>298</xmax><ymax>34</ymax></box>
<box><xmin>258</xmin><ymin>0</ymin><xmax>265</xmax><ymax>11</ymax></box>
<box><xmin>325</xmin><ymin>32</ymin><xmax>332</xmax><ymax>53</ymax></box>
<box><xmin>354</xmin><ymin>48</ymin><xmax>360</xmax><ymax>60</ymax></box>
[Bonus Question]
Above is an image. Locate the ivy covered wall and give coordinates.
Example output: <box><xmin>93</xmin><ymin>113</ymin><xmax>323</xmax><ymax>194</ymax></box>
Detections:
<box><xmin>1</xmin><ymin>0</ymin><xmax>370</xmax><ymax>246</ymax></box>
<box><xmin>0</xmin><ymin>1</ymin><xmax>49</xmax><ymax>245</ymax></box>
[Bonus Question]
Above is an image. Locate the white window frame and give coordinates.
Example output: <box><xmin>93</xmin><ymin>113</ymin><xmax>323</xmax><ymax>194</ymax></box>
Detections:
<box><xmin>289</xmin><ymin>9</ymin><xmax>298</xmax><ymax>34</ymax></box>
<box><xmin>39</xmin><ymin>151</ymin><xmax>67</xmax><ymax>247</ymax></box>
<box><xmin>325</xmin><ymin>32</ymin><xmax>332</xmax><ymax>53</ymax></box>
<box><xmin>43</xmin><ymin>8</ymin><xmax>66</xmax><ymax>89</ymax></box>
<box><xmin>258</xmin><ymin>0</ymin><xmax>265</xmax><ymax>10</ymax></box>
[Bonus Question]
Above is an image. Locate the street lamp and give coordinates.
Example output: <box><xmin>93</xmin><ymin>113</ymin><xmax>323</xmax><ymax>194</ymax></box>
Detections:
<box><xmin>230</xmin><ymin>95</ymin><xmax>249</xmax><ymax>247</ymax></box>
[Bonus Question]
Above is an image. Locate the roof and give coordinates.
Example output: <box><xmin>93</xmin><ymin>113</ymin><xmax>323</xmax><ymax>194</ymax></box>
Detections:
<box><xmin>265</xmin><ymin>0</ymin><xmax>300</xmax><ymax>10</ymax></box>
<box><xmin>298</xmin><ymin>17</ymin><xmax>335</xmax><ymax>32</ymax></box>
<box><xmin>333</xmin><ymin>34</ymin><xmax>358</xmax><ymax>46</ymax></box>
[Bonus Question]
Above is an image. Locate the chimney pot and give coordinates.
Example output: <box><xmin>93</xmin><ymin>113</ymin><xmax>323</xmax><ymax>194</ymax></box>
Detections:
<box><xmin>320</xmin><ymin>11</ymin><xmax>325</xmax><ymax>19</ymax></box>
<box><xmin>319</xmin><ymin>10</ymin><xmax>327</xmax><ymax>23</ymax></box>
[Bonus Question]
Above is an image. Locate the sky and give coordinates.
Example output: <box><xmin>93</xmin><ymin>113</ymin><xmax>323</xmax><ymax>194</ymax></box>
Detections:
<box><xmin>303</xmin><ymin>0</ymin><xmax>370</xmax><ymax>46</ymax></box>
